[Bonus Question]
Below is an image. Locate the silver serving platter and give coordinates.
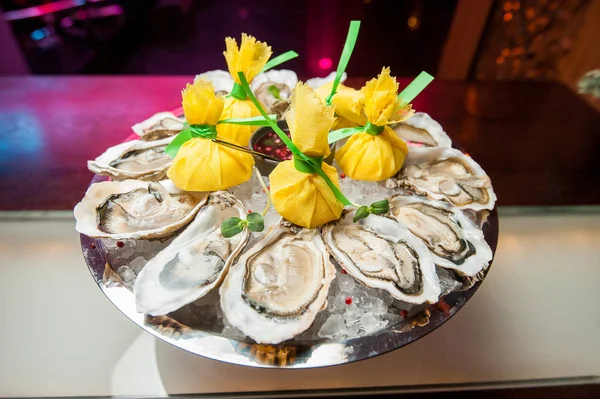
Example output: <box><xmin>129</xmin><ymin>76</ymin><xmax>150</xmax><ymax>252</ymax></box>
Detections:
<box><xmin>80</xmin><ymin>174</ymin><xmax>498</xmax><ymax>369</ymax></box>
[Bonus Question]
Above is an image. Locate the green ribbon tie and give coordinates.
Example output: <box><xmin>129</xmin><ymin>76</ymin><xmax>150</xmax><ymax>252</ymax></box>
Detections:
<box><xmin>397</xmin><ymin>71</ymin><xmax>434</xmax><ymax>105</ymax></box>
<box><xmin>326</xmin><ymin>20</ymin><xmax>361</xmax><ymax>105</ymax></box>
<box><xmin>230</xmin><ymin>82</ymin><xmax>247</xmax><ymax>100</ymax></box>
<box><xmin>164</xmin><ymin>116</ymin><xmax>276</xmax><ymax>158</ymax></box>
<box><xmin>293</xmin><ymin>155</ymin><xmax>324</xmax><ymax>174</ymax></box>
<box><xmin>364</xmin><ymin>121</ymin><xmax>384</xmax><ymax>135</ymax></box>
<box><xmin>261</xmin><ymin>50</ymin><xmax>299</xmax><ymax>73</ymax></box>
<box><xmin>189</xmin><ymin>124</ymin><xmax>217</xmax><ymax>139</ymax></box>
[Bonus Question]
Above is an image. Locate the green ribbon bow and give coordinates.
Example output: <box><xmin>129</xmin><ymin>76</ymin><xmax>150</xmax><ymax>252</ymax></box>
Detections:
<box><xmin>237</xmin><ymin>71</ymin><xmax>352</xmax><ymax>207</ymax></box>
<box><xmin>164</xmin><ymin>115</ymin><xmax>276</xmax><ymax>158</ymax></box>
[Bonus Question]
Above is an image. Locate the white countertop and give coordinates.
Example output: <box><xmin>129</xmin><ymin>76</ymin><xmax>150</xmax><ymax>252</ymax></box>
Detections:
<box><xmin>1</xmin><ymin>211</ymin><xmax>599</xmax><ymax>397</ymax></box>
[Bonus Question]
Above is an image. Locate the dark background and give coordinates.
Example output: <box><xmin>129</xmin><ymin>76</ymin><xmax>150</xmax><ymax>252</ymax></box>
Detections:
<box><xmin>1</xmin><ymin>0</ymin><xmax>458</xmax><ymax>78</ymax></box>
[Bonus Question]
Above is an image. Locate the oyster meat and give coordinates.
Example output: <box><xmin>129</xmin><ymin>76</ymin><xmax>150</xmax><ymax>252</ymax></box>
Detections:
<box><xmin>392</xmin><ymin>112</ymin><xmax>451</xmax><ymax>148</ymax></box>
<box><xmin>220</xmin><ymin>221</ymin><xmax>335</xmax><ymax>344</ymax></box>
<box><xmin>390</xmin><ymin>147</ymin><xmax>496</xmax><ymax>211</ymax></box>
<box><xmin>389</xmin><ymin>195</ymin><xmax>492</xmax><ymax>276</ymax></box>
<box><xmin>134</xmin><ymin>191</ymin><xmax>249</xmax><ymax>316</ymax></box>
<box><xmin>194</xmin><ymin>69</ymin><xmax>234</xmax><ymax>95</ymax></box>
<box><xmin>132</xmin><ymin>112</ymin><xmax>184</xmax><ymax>141</ymax></box>
<box><xmin>87</xmin><ymin>137</ymin><xmax>173</xmax><ymax>181</ymax></box>
<box><xmin>323</xmin><ymin>210</ymin><xmax>441</xmax><ymax>304</ymax></box>
<box><xmin>74</xmin><ymin>180</ymin><xmax>207</xmax><ymax>240</ymax></box>
<box><xmin>251</xmin><ymin>69</ymin><xmax>298</xmax><ymax>118</ymax></box>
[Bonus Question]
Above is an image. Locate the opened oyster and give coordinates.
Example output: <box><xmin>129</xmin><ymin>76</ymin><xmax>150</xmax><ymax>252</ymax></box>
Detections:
<box><xmin>389</xmin><ymin>195</ymin><xmax>492</xmax><ymax>276</ymax></box>
<box><xmin>74</xmin><ymin>180</ymin><xmax>207</xmax><ymax>240</ymax></box>
<box><xmin>194</xmin><ymin>69</ymin><xmax>234</xmax><ymax>95</ymax></box>
<box><xmin>87</xmin><ymin>137</ymin><xmax>173</xmax><ymax>181</ymax></box>
<box><xmin>323</xmin><ymin>210</ymin><xmax>440</xmax><ymax>304</ymax></box>
<box><xmin>134</xmin><ymin>191</ymin><xmax>249</xmax><ymax>316</ymax></box>
<box><xmin>251</xmin><ymin>69</ymin><xmax>298</xmax><ymax>118</ymax></box>
<box><xmin>220</xmin><ymin>221</ymin><xmax>335</xmax><ymax>344</ymax></box>
<box><xmin>306</xmin><ymin>71</ymin><xmax>347</xmax><ymax>89</ymax></box>
<box><xmin>132</xmin><ymin>112</ymin><xmax>184</xmax><ymax>141</ymax></box>
<box><xmin>392</xmin><ymin>112</ymin><xmax>451</xmax><ymax>148</ymax></box>
<box><xmin>389</xmin><ymin>147</ymin><xmax>496</xmax><ymax>211</ymax></box>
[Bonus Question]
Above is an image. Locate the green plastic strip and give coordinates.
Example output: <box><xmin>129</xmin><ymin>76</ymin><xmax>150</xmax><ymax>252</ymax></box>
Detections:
<box><xmin>165</xmin><ymin>128</ymin><xmax>193</xmax><ymax>158</ymax></box>
<box><xmin>217</xmin><ymin>115</ymin><xmax>277</xmax><ymax>126</ymax></box>
<box><xmin>165</xmin><ymin>116</ymin><xmax>276</xmax><ymax>158</ymax></box>
<box><xmin>261</xmin><ymin>50</ymin><xmax>299</xmax><ymax>73</ymax></box>
<box><xmin>230</xmin><ymin>83</ymin><xmax>247</xmax><ymax>100</ymax></box>
<box><xmin>238</xmin><ymin>71</ymin><xmax>352</xmax><ymax>206</ymax></box>
<box><xmin>327</xmin><ymin>126</ymin><xmax>364</xmax><ymax>144</ymax></box>
<box><xmin>364</xmin><ymin>121</ymin><xmax>384</xmax><ymax>135</ymax></box>
<box><xmin>326</xmin><ymin>20</ymin><xmax>361</xmax><ymax>105</ymax></box>
<box><xmin>293</xmin><ymin>155</ymin><xmax>324</xmax><ymax>174</ymax></box>
<box><xmin>398</xmin><ymin>71</ymin><xmax>434</xmax><ymax>104</ymax></box>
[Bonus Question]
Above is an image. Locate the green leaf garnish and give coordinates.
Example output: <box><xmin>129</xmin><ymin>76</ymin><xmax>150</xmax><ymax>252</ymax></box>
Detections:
<box><xmin>267</xmin><ymin>85</ymin><xmax>281</xmax><ymax>100</ymax></box>
<box><xmin>246</xmin><ymin>212</ymin><xmax>265</xmax><ymax>232</ymax></box>
<box><xmin>370</xmin><ymin>199</ymin><xmax>389</xmax><ymax>215</ymax></box>
<box><xmin>353</xmin><ymin>206</ymin><xmax>370</xmax><ymax>223</ymax></box>
<box><xmin>221</xmin><ymin>217</ymin><xmax>246</xmax><ymax>238</ymax></box>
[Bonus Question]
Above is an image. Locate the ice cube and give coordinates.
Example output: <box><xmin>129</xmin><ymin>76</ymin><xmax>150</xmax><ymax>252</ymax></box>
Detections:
<box><xmin>360</xmin><ymin>313</ymin><xmax>380</xmax><ymax>334</ymax></box>
<box><xmin>382</xmin><ymin>291</ymin><xmax>395</xmax><ymax>306</ymax></box>
<box><xmin>117</xmin><ymin>266</ymin><xmax>135</xmax><ymax>283</ymax></box>
<box><xmin>128</xmin><ymin>256</ymin><xmax>147</xmax><ymax>274</ymax></box>
<box><xmin>364</xmin><ymin>297</ymin><xmax>388</xmax><ymax>316</ymax></box>
<box><xmin>338</xmin><ymin>273</ymin><xmax>356</xmax><ymax>292</ymax></box>
<box><xmin>318</xmin><ymin>314</ymin><xmax>347</xmax><ymax>339</ymax></box>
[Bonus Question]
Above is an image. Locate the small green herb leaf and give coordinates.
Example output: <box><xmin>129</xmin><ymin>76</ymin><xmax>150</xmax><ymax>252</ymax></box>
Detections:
<box><xmin>246</xmin><ymin>212</ymin><xmax>265</xmax><ymax>232</ymax></box>
<box><xmin>353</xmin><ymin>206</ymin><xmax>370</xmax><ymax>223</ymax></box>
<box><xmin>267</xmin><ymin>85</ymin><xmax>281</xmax><ymax>100</ymax></box>
<box><xmin>221</xmin><ymin>217</ymin><xmax>246</xmax><ymax>238</ymax></box>
<box><xmin>370</xmin><ymin>199</ymin><xmax>389</xmax><ymax>215</ymax></box>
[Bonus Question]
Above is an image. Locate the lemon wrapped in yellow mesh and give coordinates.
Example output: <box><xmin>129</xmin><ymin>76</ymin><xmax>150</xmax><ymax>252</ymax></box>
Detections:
<box><xmin>269</xmin><ymin>83</ymin><xmax>344</xmax><ymax>228</ymax></box>
<box><xmin>335</xmin><ymin>67</ymin><xmax>414</xmax><ymax>181</ymax></box>
<box><xmin>315</xmin><ymin>82</ymin><xmax>366</xmax><ymax>129</ymax></box>
<box><xmin>167</xmin><ymin>79</ymin><xmax>254</xmax><ymax>191</ymax></box>
<box><xmin>219</xmin><ymin>34</ymin><xmax>272</xmax><ymax>146</ymax></box>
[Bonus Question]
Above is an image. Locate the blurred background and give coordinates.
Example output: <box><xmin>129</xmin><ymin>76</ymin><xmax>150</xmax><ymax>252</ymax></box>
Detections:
<box><xmin>1</xmin><ymin>0</ymin><xmax>599</xmax><ymax>106</ymax></box>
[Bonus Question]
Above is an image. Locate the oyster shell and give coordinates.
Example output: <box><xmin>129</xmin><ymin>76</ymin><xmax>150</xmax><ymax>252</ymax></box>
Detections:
<box><xmin>194</xmin><ymin>69</ymin><xmax>234</xmax><ymax>95</ymax></box>
<box><xmin>134</xmin><ymin>191</ymin><xmax>249</xmax><ymax>316</ymax></box>
<box><xmin>87</xmin><ymin>137</ymin><xmax>173</xmax><ymax>181</ymax></box>
<box><xmin>132</xmin><ymin>112</ymin><xmax>184</xmax><ymax>141</ymax></box>
<box><xmin>306</xmin><ymin>71</ymin><xmax>347</xmax><ymax>89</ymax></box>
<box><xmin>323</xmin><ymin>211</ymin><xmax>441</xmax><ymax>304</ymax></box>
<box><xmin>392</xmin><ymin>112</ymin><xmax>451</xmax><ymax>148</ymax></box>
<box><xmin>251</xmin><ymin>69</ymin><xmax>298</xmax><ymax>118</ymax></box>
<box><xmin>389</xmin><ymin>195</ymin><xmax>492</xmax><ymax>276</ymax></box>
<box><xmin>74</xmin><ymin>180</ymin><xmax>207</xmax><ymax>240</ymax></box>
<box><xmin>220</xmin><ymin>221</ymin><xmax>335</xmax><ymax>344</ymax></box>
<box><xmin>390</xmin><ymin>147</ymin><xmax>496</xmax><ymax>211</ymax></box>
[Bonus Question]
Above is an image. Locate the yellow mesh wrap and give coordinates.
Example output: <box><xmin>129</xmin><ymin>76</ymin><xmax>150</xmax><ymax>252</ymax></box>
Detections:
<box><xmin>167</xmin><ymin>140</ymin><xmax>254</xmax><ymax>191</ymax></box>
<box><xmin>269</xmin><ymin>82</ymin><xmax>343</xmax><ymax>228</ymax></box>
<box><xmin>167</xmin><ymin>79</ymin><xmax>254</xmax><ymax>191</ymax></box>
<box><xmin>181</xmin><ymin>80</ymin><xmax>224</xmax><ymax>125</ymax></box>
<box><xmin>219</xmin><ymin>34</ymin><xmax>272</xmax><ymax>145</ymax></box>
<box><xmin>224</xmin><ymin>34</ymin><xmax>272</xmax><ymax>84</ymax></box>
<box><xmin>335</xmin><ymin>67</ymin><xmax>413</xmax><ymax>181</ymax></box>
<box><xmin>270</xmin><ymin>161</ymin><xmax>344</xmax><ymax>228</ymax></box>
<box><xmin>217</xmin><ymin>96</ymin><xmax>261</xmax><ymax>146</ymax></box>
<box><xmin>335</xmin><ymin>127</ymin><xmax>408</xmax><ymax>181</ymax></box>
<box><xmin>286</xmin><ymin>82</ymin><xmax>335</xmax><ymax>157</ymax></box>
<box><xmin>315</xmin><ymin>82</ymin><xmax>366</xmax><ymax>129</ymax></box>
